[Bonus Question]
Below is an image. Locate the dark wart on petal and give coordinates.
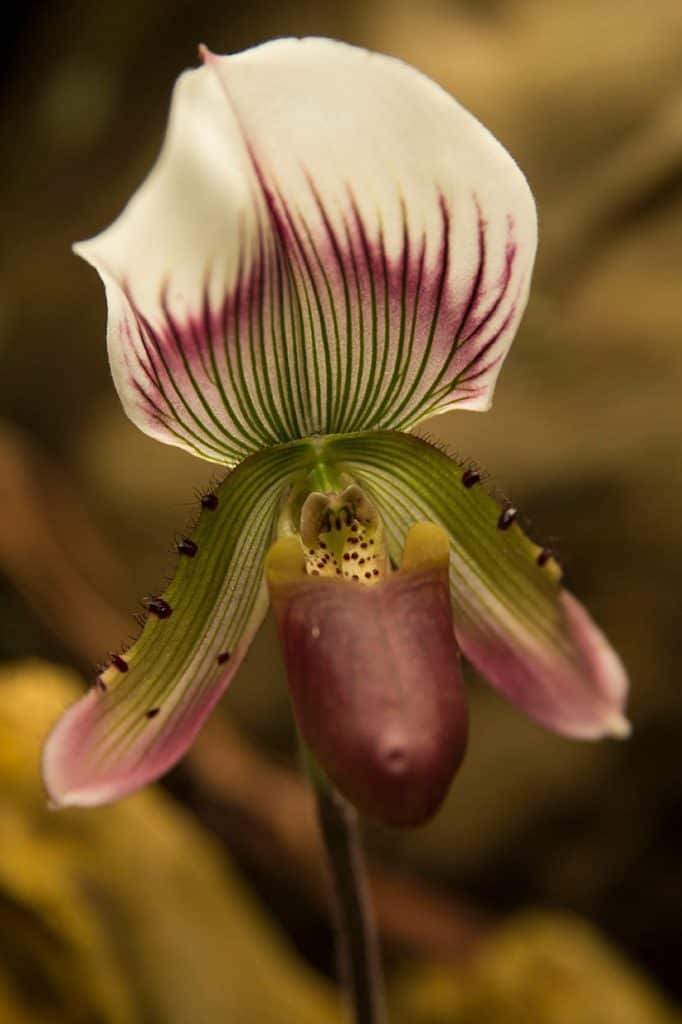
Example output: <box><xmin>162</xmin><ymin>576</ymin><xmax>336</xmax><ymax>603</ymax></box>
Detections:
<box><xmin>109</xmin><ymin>653</ymin><xmax>129</xmax><ymax>672</ymax></box>
<box><xmin>201</xmin><ymin>493</ymin><xmax>218</xmax><ymax>511</ymax></box>
<box><xmin>497</xmin><ymin>506</ymin><xmax>517</xmax><ymax>530</ymax></box>
<box><xmin>537</xmin><ymin>547</ymin><xmax>553</xmax><ymax>567</ymax></box>
<box><xmin>462</xmin><ymin>468</ymin><xmax>481</xmax><ymax>488</ymax></box>
<box><xmin>143</xmin><ymin>596</ymin><xmax>173</xmax><ymax>618</ymax></box>
<box><xmin>145</xmin><ymin>707</ymin><xmax>160</xmax><ymax>719</ymax></box>
<box><xmin>217</xmin><ymin>651</ymin><xmax>231</xmax><ymax>665</ymax></box>
<box><xmin>177</xmin><ymin>537</ymin><xmax>198</xmax><ymax>557</ymax></box>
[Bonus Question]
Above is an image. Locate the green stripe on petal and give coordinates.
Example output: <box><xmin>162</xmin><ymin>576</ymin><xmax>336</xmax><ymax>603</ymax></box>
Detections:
<box><xmin>42</xmin><ymin>439</ymin><xmax>315</xmax><ymax>807</ymax></box>
<box><xmin>322</xmin><ymin>431</ymin><xmax>629</xmax><ymax>740</ymax></box>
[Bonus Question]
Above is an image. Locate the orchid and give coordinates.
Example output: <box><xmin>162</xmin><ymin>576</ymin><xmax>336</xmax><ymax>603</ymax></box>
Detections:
<box><xmin>42</xmin><ymin>38</ymin><xmax>629</xmax><ymax>827</ymax></box>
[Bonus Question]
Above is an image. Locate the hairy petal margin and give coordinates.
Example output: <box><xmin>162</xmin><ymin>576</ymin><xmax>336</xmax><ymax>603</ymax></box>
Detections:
<box><xmin>42</xmin><ymin>441</ymin><xmax>314</xmax><ymax>807</ymax></box>
<box><xmin>324</xmin><ymin>431</ymin><xmax>630</xmax><ymax>740</ymax></box>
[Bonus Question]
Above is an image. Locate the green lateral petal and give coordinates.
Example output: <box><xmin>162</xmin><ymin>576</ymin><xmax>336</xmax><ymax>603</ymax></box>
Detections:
<box><xmin>323</xmin><ymin>431</ymin><xmax>629</xmax><ymax>739</ymax></box>
<box><xmin>42</xmin><ymin>440</ymin><xmax>313</xmax><ymax>807</ymax></box>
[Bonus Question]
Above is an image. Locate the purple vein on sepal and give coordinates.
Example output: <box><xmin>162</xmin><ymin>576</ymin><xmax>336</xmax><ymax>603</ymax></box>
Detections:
<box><xmin>394</xmin><ymin>194</ymin><xmax>485</xmax><ymax>422</ymax></box>
<box><xmin>124</xmin><ymin>286</ymin><xmax>241</xmax><ymax>461</ymax></box>
<box><xmin>159</xmin><ymin>286</ymin><xmax>245</xmax><ymax>446</ymax></box>
<box><xmin>246</xmin><ymin>144</ymin><xmax>314</xmax><ymax>435</ymax></box>
<box><xmin>118</xmin><ymin>148</ymin><xmax>527</xmax><ymax>452</ymax></box>
<box><xmin>353</xmin><ymin>190</ymin><xmax>381</xmax><ymax>427</ymax></box>
<box><xmin>306</xmin><ymin>172</ymin><xmax>354</xmax><ymax>430</ymax></box>
<box><xmin>273</xmin><ymin>181</ymin><xmax>333</xmax><ymax>433</ymax></box>
<box><xmin>384</xmin><ymin>192</ymin><xmax>451</xmax><ymax>429</ymax></box>
<box><xmin>246</xmin><ymin>221</ymin><xmax>280</xmax><ymax>441</ymax></box>
<box><xmin>296</xmin><ymin>172</ymin><xmax>346</xmax><ymax>431</ymax></box>
<box><xmin>340</xmin><ymin>200</ymin><xmax>367</xmax><ymax>432</ymax></box>
<box><xmin>200</xmin><ymin>275</ymin><xmax>257</xmax><ymax>449</ymax></box>
<box><xmin>461</xmin><ymin>216</ymin><xmax>516</xmax><ymax>344</ymax></box>
<box><xmin>364</xmin><ymin>220</ymin><xmax>393</xmax><ymax>426</ymax></box>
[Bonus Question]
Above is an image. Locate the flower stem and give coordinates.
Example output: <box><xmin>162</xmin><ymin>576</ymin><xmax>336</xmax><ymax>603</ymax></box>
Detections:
<box><xmin>314</xmin><ymin>781</ymin><xmax>387</xmax><ymax>1024</ymax></box>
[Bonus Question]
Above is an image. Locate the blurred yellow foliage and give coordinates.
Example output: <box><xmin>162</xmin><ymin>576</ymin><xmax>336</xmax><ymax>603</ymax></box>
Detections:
<box><xmin>0</xmin><ymin>660</ymin><xmax>341</xmax><ymax>1023</ymax></box>
<box><xmin>392</xmin><ymin>912</ymin><xmax>681</xmax><ymax>1024</ymax></box>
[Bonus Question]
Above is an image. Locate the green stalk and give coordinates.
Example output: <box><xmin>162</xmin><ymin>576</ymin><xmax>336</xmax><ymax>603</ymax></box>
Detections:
<box><xmin>304</xmin><ymin>750</ymin><xmax>387</xmax><ymax>1024</ymax></box>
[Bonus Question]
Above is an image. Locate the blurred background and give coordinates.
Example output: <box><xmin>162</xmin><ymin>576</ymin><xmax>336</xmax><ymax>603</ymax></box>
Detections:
<box><xmin>1</xmin><ymin>1</ymin><xmax>681</xmax><ymax>1021</ymax></box>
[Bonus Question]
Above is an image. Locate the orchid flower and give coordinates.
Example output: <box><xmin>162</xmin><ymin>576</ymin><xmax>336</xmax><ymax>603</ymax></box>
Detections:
<box><xmin>43</xmin><ymin>38</ymin><xmax>629</xmax><ymax>826</ymax></box>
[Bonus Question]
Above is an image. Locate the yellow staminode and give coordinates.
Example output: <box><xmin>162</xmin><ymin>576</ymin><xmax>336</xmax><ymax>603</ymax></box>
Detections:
<box><xmin>401</xmin><ymin>522</ymin><xmax>450</xmax><ymax>573</ymax></box>
<box><xmin>298</xmin><ymin>485</ymin><xmax>388</xmax><ymax>585</ymax></box>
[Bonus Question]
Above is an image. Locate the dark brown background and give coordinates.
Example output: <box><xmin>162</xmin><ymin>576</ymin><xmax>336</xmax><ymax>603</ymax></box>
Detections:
<box><xmin>1</xmin><ymin>0</ymin><xmax>680</xmax><ymax>1018</ymax></box>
